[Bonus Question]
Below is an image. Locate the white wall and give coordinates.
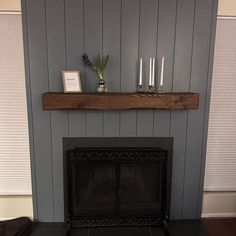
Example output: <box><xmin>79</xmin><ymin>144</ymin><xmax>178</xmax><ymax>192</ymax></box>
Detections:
<box><xmin>0</xmin><ymin>0</ymin><xmax>33</xmax><ymax>220</ymax></box>
<box><xmin>202</xmin><ymin>0</ymin><xmax>236</xmax><ymax>218</ymax></box>
<box><xmin>0</xmin><ymin>196</ymin><xmax>33</xmax><ymax>220</ymax></box>
<box><xmin>218</xmin><ymin>0</ymin><xmax>236</xmax><ymax>16</ymax></box>
<box><xmin>202</xmin><ymin>192</ymin><xmax>236</xmax><ymax>217</ymax></box>
<box><xmin>0</xmin><ymin>0</ymin><xmax>21</xmax><ymax>11</ymax></box>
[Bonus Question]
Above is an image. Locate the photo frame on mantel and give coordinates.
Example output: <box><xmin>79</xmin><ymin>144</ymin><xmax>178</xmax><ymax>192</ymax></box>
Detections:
<box><xmin>62</xmin><ymin>70</ymin><xmax>82</xmax><ymax>93</ymax></box>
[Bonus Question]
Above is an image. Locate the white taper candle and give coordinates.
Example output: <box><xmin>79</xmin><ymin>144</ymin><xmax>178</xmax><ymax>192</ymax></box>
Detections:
<box><xmin>152</xmin><ymin>57</ymin><xmax>155</xmax><ymax>86</ymax></box>
<box><xmin>139</xmin><ymin>58</ymin><xmax>143</xmax><ymax>86</ymax></box>
<box><xmin>160</xmin><ymin>57</ymin><xmax>165</xmax><ymax>87</ymax></box>
<box><xmin>149</xmin><ymin>57</ymin><xmax>152</xmax><ymax>86</ymax></box>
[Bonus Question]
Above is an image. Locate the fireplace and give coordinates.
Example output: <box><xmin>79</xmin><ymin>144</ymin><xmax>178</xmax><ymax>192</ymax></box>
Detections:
<box><xmin>63</xmin><ymin>138</ymin><xmax>173</xmax><ymax>229</ymax></box>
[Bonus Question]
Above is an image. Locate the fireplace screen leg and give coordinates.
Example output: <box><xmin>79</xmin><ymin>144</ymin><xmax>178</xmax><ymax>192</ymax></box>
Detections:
<box><xmin>163</xmin><ymin>220</ymin><xmax>170</xmax><ymax>236</ymax></box>
<box><xmin>66</xmin><ymin>219</ymin><xmax>71</xmax><ymax>236</ymax></box>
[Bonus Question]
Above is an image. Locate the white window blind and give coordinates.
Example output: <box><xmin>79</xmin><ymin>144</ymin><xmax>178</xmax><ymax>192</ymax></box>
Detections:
<box><xmin>0</xmin><ymin>14</ymin><xmax>31</xmax><ymax>195</ymax></box>
<box><xmin>204</xmin><ymin>18</ymin><xmax>236</xmax><ymax>191</ymax></box>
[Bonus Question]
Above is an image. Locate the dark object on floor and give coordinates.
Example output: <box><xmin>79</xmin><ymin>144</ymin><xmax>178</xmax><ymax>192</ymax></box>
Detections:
<box><xmin>0</xmin><ymin>217</ymin><xmax>33</xmax><ymax>236</ymax></box>
<box><xmin>202</xmin><ymin>218</ymin><xmax>236</xmax><ymax>236</ymax></box>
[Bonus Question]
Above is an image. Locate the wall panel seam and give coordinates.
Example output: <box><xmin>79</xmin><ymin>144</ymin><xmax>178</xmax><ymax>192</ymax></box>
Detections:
<box><xmin>188</xmin><ymin>0</ymin><xmax>197</xmax><ymax>92</ymax></box>
<box><xmin>82</xmin><ymin>0</ymin><xmax>87</xmax><ymax>136</ymax></box>
<box><xmin>169</xmin><ymin>0</ymin><xmax>178</xmax><ymax>137</ymax></box>
<box><xmin>169</xmin><ymin>0</ymin><xmax>179</xmax><ymax>217</ymax></box>
<box><xmin>169</xmin><ymin>0</ymin><xmax>178</xmax><ymax>217</ymax></box>
<box><xmin>44</xmin><ymin>0</ymin><xmax>55</xmax><ymax>221</ymax></box>
<box><xmin>182</xmin><ymin>0</ymin><xmax>197</xmax><ymax>217</ymax></box>
<box><xmin>101</xmin><ymin>0</ymin><xmax>104</xmax><ymax>137</ymax></box>
<box><xmin>171</xmin><ymin>0</ymin><xmax>178</xmax><ymax>93</ymax></box>
<box><xmin>63</xmin><ymin>0</ymin><xmax>70</xmax><ymax>137</ymax></box>
<box><xmin>155</xmin><ymin>0</ymin><xmax>159</xmax><ymax>60</ymax></box>
<box><xmin>136</xmin><ymin>0</ymin><xmax>141</xmax><ymax>137</ymax></box>
<box><xmin>153</xmin><ymin>0</ymin><xmax>159</xmax><ymax>137</ymax></box>
<box><xmin>82</xmin><ymin>0</ymin><xmax>86</xmax><ymax>92</ymax></box>
<box><xmin>119</xmin><ymin>0</ymin><xmax>123</xmax><ymax>136</ymax></box>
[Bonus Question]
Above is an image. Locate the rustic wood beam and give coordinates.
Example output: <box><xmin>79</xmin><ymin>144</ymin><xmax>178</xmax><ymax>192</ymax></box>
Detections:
<box><xmin>42</xmin><ymin>92</ymin><xmax>199</xmax><ymax>110</ymax></box>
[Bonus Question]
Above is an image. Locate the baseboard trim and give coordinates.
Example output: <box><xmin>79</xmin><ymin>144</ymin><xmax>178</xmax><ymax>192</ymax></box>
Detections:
<box><xmin>202</xmin><ymin>213</ymin><xmax>236</xmax><ymax>218</ymax></box>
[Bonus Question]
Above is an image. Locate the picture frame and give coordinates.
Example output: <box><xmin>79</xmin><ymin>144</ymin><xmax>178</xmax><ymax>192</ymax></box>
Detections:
<box><xmin>62</xmin><ymin>70</ymin><xmax>82</xmax><ymax>93</ymax></box>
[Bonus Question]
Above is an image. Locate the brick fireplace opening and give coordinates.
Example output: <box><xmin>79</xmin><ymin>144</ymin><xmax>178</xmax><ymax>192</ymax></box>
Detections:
<box><xmin>63</xmin><ymin>138</ymin><xmax>173</xmax><ymax>232</ymax></box>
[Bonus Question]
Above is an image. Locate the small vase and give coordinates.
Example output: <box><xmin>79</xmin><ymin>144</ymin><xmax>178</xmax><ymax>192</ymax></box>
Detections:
<box><xmin>97</xmin><ymin>80</ymin><xmax>108</xmax><ymax>93</ymax></box>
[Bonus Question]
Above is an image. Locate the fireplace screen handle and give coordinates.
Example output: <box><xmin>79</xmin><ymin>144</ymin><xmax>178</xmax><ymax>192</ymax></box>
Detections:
<box><xmin>111</xmin><ymin>184</ymin><xmax>123</xmax><ymax>195</ymax></box>
<box><xmin>111</xmin><ymin>183</ymin><xmax>117</xmax><ymax>191</ymax></box>
<box><xmin>118</xmin><ymin>185</ymin><xmax>123</xmax><ymax>195</ymax></box>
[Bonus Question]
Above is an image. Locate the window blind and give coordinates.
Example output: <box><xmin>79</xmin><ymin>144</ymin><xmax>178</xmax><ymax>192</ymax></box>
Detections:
<box><xmin>204</xmin><ymin>18</ymin><xmax>236</xmax><ymax>191</ymax></box>
<box><xmin>0</xmin><ymin>14</ymin><xmax>31</xmax><ymax>195</ymax></box>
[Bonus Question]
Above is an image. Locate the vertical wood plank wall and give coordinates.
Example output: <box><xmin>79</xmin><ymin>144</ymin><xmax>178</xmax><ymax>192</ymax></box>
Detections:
<box><xmin>22</xmin><ymin>0</ymin><xmax>218</xmax><ymax>222</ymax></box>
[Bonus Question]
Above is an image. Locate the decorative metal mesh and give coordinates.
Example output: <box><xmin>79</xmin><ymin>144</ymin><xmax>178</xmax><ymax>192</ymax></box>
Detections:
<box><xmin>68</xmin><ymin>148</ymin><xmax>166</xmax><ymax>161</ymax></box>
<box><xmin>71</xmin><ymin>216</ymin><xmax>165</xmax><ymax>227</ymax></box>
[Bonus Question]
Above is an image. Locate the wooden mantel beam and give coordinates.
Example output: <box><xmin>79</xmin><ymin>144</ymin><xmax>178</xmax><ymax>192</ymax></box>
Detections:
<box><xmin>42</xmin><ymin>92</ymin><xmax>199</xmax><ymax>110</ymax></box>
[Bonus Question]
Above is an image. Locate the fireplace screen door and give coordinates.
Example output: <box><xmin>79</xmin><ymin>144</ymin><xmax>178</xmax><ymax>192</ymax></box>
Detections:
<box><xmin>72</xmin><ymin>161</ymin><xmax>116</xmax><ymax>216</ymax></box>
<box><xmin>66</xmin><ymin>148</ymin><xmax>168</xmax><ymax>218</ymax></box>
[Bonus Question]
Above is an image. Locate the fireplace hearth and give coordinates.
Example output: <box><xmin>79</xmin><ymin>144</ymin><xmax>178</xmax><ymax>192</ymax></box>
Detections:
<box><xmin>63</xmin><ymin>138</ymin><xmax>173</xmax><ymax>232</ymax></box>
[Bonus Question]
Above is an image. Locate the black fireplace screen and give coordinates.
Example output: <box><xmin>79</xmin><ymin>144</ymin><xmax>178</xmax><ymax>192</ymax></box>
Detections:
<box><xmin>64</xmin><ymin>146</ymin><xmax>172</xmax><ymax>227</ymax></box>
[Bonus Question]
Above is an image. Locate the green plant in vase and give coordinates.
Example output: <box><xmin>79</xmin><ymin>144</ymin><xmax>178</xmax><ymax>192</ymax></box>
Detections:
<box><xmin>82</xmin><ymin>53</ymin><xmax>110</xmax><ymax>92</ymax></box>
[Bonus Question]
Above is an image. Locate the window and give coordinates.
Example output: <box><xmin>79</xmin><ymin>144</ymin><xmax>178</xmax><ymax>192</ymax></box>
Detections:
<box><xmin>0</xmin><ymin>13</ymin><xmax>31</xmax><ymax>195</ymax></box>
<box><xmin>204</xmin><ymin>18</ymin><xmax>236</xmax><ymax>191</ymax></box>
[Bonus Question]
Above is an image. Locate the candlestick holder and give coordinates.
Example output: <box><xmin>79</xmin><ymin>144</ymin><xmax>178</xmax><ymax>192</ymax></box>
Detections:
<box><xmin>158</xmin><ymin>85</ymin><xmax>164</xmax><ymax>93</ymax></box>
<box><xmin>148</xmin><ymin>85</ymin><xmax>155</xmax><ymax>93</ymax></box>
<box><xmin>137</xmin><ymin>85</ymin><xmax>144</xmax><ymax>93</ymax></box>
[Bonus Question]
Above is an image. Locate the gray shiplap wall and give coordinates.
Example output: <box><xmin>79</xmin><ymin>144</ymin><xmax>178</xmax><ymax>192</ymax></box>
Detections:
<box><xmin>21</xmin><ymin>0</ymin><xmax>218</xmax><ymax>222</ymax></box>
